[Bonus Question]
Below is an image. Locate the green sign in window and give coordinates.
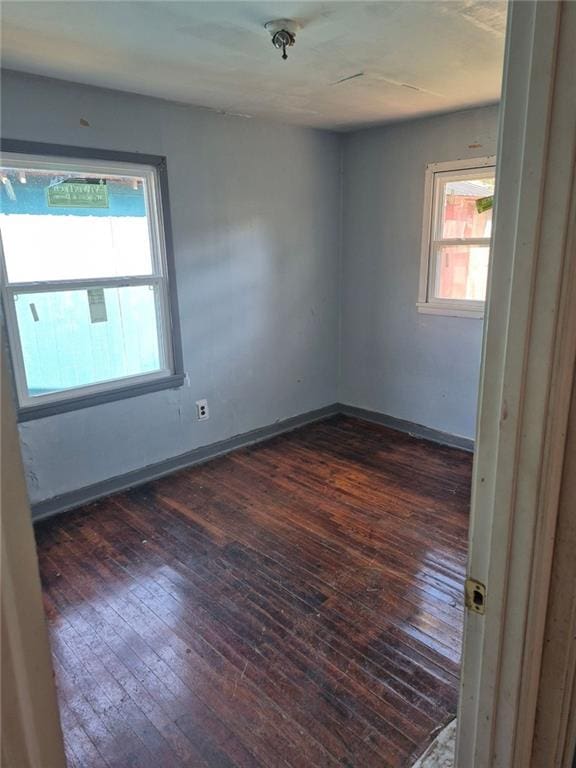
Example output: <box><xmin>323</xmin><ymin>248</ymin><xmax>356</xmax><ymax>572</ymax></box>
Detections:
<box><xmin>475</xmin><ymin>195</ymin><xmax>494</xmax><ymax>214</ymax></box>
<box><xmin>46</xmin><ymin>180</ymin><xmax>109</xmax><ymax>208</ymax></box>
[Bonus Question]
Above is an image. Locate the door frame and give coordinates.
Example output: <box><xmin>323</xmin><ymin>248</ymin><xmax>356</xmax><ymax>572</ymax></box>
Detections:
<box><xmin>456</xmin><ymin>1</ymin><xmax>576</xmax><ymax>766</ymax></box>
<box><xmin>531</xmin><ymin>376</ymin><xmax>576</xmax><ymax>768</ymax></box>
<box><xmin>1</xmin><ymin>339</ymin><xmax>67</xmax><ymax>768</ymax></box>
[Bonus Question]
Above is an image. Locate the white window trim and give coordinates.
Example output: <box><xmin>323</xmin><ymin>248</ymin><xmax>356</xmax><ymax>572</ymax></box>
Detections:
<box><xmin>417</xmin><ymin>155</ymin><xmax>496</xmax><ymax>319</ymax></box>
<box><xmin>0</xmin><ymin>144</ymin><xmax>184</xmax><ymax>420</ymax></box>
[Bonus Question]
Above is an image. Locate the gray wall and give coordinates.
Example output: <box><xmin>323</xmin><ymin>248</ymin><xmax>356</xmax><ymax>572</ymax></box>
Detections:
<box><xmin>1</xmin><ymin>71</ymin><xmax>341</xmax><ymax>504</ymax></box>
<box><xmin>340</xmin><ymin>106</ymin><xmax>499</xmax><ymax>440</ymax></box>
<box><xmin>2</xmin><ymin>70</ymin><xmax>498</xmax><ymax>506</ymax></box>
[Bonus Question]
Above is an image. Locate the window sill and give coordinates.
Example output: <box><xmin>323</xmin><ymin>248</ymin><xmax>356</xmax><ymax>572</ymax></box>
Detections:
<box><xmin>17</xmin><ymin>373</ymin><xmax>185</xmax><ymax>422</ymax></box>
<box><xmin>417</xmin><ymin>302</ymin><xmax>485</xmax><ymax>319</ymax></box>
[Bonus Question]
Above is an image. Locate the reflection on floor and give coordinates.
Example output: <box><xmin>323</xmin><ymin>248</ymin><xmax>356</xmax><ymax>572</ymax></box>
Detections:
<box><xmin>35</xmin><ymin>415</ymin><xmax>471</xmax><ymax>768</ymax></box>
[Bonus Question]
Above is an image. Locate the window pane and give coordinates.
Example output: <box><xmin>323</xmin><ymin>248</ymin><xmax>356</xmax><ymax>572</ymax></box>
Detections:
<box><xmin>0</xmin><ymin>166</ymin><xmax>153</xmax><ymax>281</ymax></box>
<box><xmin>439</xmin><ymin>176</ymin><xmax>495</xmax><ymax>239</ymax></box>
<box><xmin>435</xmin><ymin>244</ymin><xmax>489</xmax><ymax>301</ymax></box>
<box><xmin>13</xmin><ymin>285</ymin><xmax>164</xmax><ymax>397</ymax></box>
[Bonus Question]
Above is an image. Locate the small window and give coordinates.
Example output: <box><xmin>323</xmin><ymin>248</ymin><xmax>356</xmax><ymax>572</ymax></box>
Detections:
<box><xmin>417</xmin><ymin>156</ymin><xmax>496</xmax><ymax>318</ymax></box>
<box><xmin>0</xmin><ymin>141</ymin><xmax>183</xmax><ymax>420</ymax></box>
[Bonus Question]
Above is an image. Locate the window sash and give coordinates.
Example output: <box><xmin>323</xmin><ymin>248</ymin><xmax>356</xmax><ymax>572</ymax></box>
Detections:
<box><xmin>0</xmin><ymin>151</ymin><xmax>176</xmax><ymax>408</ymax></box>
<box><xmin>431</xmin><ymin>237</ymin><xmax>492</xmax><ymax>248</ymax></box>
<box><xmin>428</xmin><ymin>239</ymin><xmax>492</xmax><ymax>304</ymax></box>
<box><xmin>431</xmin><ymin>168</ymin><xmax>495</xmax><ymax>247</ymax></box>
<box><xmin>0</xmin><ymin>154</ymin><xmax>166</xmax><ymax>285</ymax></box>
<box><xmin>418</xmin><ymin>157</ymin><xmax>496</xmax><ymax>315</ymax></box>
<box><xmin>5</xmin><ymin>276</ymin><xmax>164</xmax><ymax>293</ymax></box>
<box><xmin>2</xmin><ymin>279</ymin><xmax>174</xmax><ymax>409</ymax></box>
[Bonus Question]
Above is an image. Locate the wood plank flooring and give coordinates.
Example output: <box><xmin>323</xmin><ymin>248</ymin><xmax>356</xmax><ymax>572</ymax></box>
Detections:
<box><xmin>35</xmin><ymin>415</ymin><xmax>472</xmax><ymax>768</ymax></box>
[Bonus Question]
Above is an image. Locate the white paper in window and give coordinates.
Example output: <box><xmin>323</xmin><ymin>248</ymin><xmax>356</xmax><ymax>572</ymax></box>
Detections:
<box><xmin>87</xmin><ymin>288</ymin><xmax>108</xmax><ymax>323</ymax></box>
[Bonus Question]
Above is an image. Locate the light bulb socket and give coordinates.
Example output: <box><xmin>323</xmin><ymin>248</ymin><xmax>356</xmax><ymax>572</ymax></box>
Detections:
<box><xmin>265</xmin><ymin>19</ymin><xmax>299</xmax><ymax>60</ymax></box>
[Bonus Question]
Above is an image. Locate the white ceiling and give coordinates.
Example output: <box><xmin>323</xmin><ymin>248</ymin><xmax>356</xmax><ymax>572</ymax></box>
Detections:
<box><xmin>1</xmin><ymin>1</ymin><xmax>507</xmax><ymax>131</ymax></box>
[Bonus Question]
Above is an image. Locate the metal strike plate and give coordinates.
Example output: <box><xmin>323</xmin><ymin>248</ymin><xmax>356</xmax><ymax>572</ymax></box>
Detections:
<box><xmin>465</xmin><ymin>578</ymin><xmax>487</xmax><ymax>615</ymax></box>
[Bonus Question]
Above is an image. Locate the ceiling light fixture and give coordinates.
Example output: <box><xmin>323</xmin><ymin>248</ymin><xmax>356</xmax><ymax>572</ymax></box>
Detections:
<box><xmin>265</xmin><ymin>19</ymin><xmax>300</xmax><ymax>61</ymax></box>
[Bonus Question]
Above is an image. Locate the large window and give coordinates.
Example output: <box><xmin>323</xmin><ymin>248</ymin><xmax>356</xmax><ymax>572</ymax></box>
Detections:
<box><xmin>417</xmin><ymin>156</ymin><xmax>496</xmax><ymax>318</ymax></box>
<box><xmin>0</xmin><ymin>141</ymin><xmax>183</xmax><ymax>420</ymax></box>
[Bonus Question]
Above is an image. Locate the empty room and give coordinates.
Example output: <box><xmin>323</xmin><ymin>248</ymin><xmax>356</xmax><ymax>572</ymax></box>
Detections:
<box><xmin>0</xmin><ymin>1</ymin><xmax>513</xmax><ymax>766</ymax></box>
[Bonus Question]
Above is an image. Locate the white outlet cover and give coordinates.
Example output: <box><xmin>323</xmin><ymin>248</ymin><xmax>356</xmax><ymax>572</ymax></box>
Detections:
<box><xmin>196</xmin><ymin>399</ymin><xmax>209</xmax><ymax>420</ymax></box>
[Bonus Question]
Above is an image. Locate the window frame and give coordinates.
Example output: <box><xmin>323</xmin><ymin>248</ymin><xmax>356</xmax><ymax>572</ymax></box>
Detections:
<box><xmin>0</xmin><ymin>139</ymin><xmax>184</xmax><ymax>422</ymax></box>
<box><xmin>417</xmin><ymin>155</ymin><xmax>496</xmax><ymax>318</ymax></box>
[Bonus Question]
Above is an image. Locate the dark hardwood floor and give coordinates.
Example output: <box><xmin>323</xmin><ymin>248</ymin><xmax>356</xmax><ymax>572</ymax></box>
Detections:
<box><xmin>35</xmin><ymin>415</ymin><xmax>472</xmax><ymax>768</ymax></box>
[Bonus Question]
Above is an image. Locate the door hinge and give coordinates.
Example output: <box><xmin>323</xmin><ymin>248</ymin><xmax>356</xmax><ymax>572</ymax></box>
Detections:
<box><xmin>465</xmin><ymin>578</ymin><xmax>487</xmax><ymax>615</ymax></box>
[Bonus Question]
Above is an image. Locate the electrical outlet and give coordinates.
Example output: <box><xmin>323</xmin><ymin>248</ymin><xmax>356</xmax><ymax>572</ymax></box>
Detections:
<box><xmin>196</xmin><ymin>399</ymin><xmax>209</xmax><ymax>420</ymax></box>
